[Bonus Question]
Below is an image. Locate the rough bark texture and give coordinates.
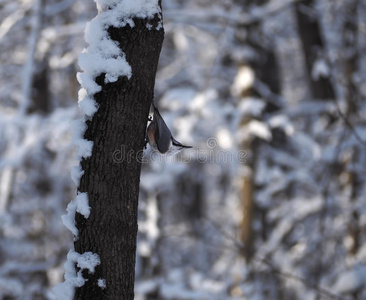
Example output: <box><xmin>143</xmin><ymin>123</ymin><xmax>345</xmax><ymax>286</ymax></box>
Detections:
<box><xmin>73</xmin><ymin>10</ymin><xmax>164</xmax><ymax>300</ymax></box>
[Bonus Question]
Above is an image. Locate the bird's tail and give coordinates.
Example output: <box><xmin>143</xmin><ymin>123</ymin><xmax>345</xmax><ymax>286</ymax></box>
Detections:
<box><xmin>172</xmin><ymin>137</ymin><xmax>193</xmax><ymax>149</ymax></box>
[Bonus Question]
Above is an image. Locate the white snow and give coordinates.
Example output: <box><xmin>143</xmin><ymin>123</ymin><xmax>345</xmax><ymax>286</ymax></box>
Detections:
<box><xmin>53</xmin><ymin>250</ymin><xmax>100</xmax><ymax>300</ymax></box>
<box><xmin>71</xmin><ymin>120</ymin><xmax>93</xmax><ymax>159</ymax></box>
<box><xmin>231</xmin><ymin>65</ymin><xmax>255</xmax><ymax>98</ymax></box>
<box><xmin>71</xmin><ymin>165</ymin><xmax>84</xmax><ymax>186</ymax></box>
<box><xmin>58</xmin><ymin>1</ymin><xmax>163</xmax><ymax>297</ymax></box>
<box><xmin>77</xmin><ymin>0</ymin><xmax>162</xmax><ymax>115</ymax></box>
<box><xmin>3</xmin><ymin>0</ymin><xmax>366</xmax><ymax>299</ymax></box>
<box><xmin>76</xmin><ymin>251</ymin><xmax>100</xmax><ymax>272</ymax></box>
<box><xmin>61</xmin><ymin>193</ymin><xmax>90</xmax><ymax>237</ymax></box>
<box><xmin>238</xmin><ymin>97</ymin><xmax>265</xmax><ymax>117</ymax></box>
<box><xmin>71</xmin><ymin>119</ymin><xmax>86</xmax><ymax>140</ymax></box>
<box><xmin>98</xmin><ymin>278</ymin><xmax>106</xmax><ymax>289</ymax></box>
<box><xmin>216</xmin><ymin>127</ymin><xmax>233</xmax><ymax>149</ymax></box>
<box><xmin>78</xmin><ymin>96</ymin><xmax>99</xmax><ymax>118</ymax></box>
<box><xmin>73</xmin><ymin>0</ymin><xmax>163</xmax><ymax>160</ymax></box>
<box><xmin>333</xmin><ymin>266</ymin><xmax>366</xmax><ymax>294</ymax></box>
<box><xmin>75</xmin><ymin>193</ymin><xmax>91</xmax><ymax>218</ymax></box>
<box><xmin>74</xmin><ymin>139</ymin><xmax>94</xmax><ymax>160</ymax></box>
<box><xmin>78</xmin><ymin>89</ymin><xmax>99</xmax><ymax>118</ymax></box>
<box><xmin>238</xmin><ymin>119</ymin><xmax>272</xmax><ymax>141</ymax></box>
<box><xmin>76</xmin><ymin>72</ymin><xmax>102</xmax><ymax>95</ymax></box>
<box><xmin>312</xmin><ymin>58</ymin><xmax>330</xmax><ymax>80</ymax></box>
<box><xmin>78</xmin><ymin>50</ymin><xmax>131</xmax><ymax>83</ymax></box>
<box><xmin>61</xmin><ymin>202</ymin><xmax>78</xmax><ymax>237</ymax></box>
<box><xmin>268</xmin><ymin>115</ymin><xmax>294</xmax><ymax>136</ymax></box>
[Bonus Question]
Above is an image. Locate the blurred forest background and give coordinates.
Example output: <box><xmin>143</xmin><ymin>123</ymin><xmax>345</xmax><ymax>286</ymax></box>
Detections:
<box><xmin>0</xmin><ymin>0</ymin><xmax>366</xmax><ymax>299</ymax></box>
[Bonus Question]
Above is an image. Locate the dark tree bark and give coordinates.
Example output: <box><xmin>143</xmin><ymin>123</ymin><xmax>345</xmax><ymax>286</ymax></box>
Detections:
<box><xmin>73</xmin><ymin>7</ymin><xmax>164</xmax><ymax>300</ymax></box>
<box><xmin>31</xmin><ymin>61</ymin><xmax>50</xmax><ymax>114</ymax></box>
<box><xmin>295</xmin><ymin>0</ymin><xmax>335</xmax><ymax>100</ymax></box>
<box><xmin>343</xmin><ymin>0</ymin><xmax>360</xmax><ymax>115</ymax></box>
<box><xmin>342</xmin><ymin>0</ymin><xmax>361</xmax><ymax>259</ymax></box>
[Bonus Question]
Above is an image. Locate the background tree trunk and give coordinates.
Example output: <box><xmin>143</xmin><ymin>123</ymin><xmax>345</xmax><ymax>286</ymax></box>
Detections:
<box><xmin>234</xmin><ymin>0</ymin><xmax>282</xmax><ymax>263</ymax></box>
<box><xmin>295</xmin><ymin>0</ymin><xmax>335</xmax><ymax>99</ymax></box>
<box><xmin>74</xmin><ymin>12</ymin><xmax>164</xmax><ymax>300</ymax></box>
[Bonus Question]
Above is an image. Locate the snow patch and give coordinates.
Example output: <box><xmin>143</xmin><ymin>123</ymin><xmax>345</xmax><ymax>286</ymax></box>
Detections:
<box><xmin>71</xmin><ymin>120</ymin><xmax>93</xmax><ymax>159</ymax></box>
<box><xmin>71</xmin><ymin>119</ymin><xmax>86</xmax><ymax>141</ymax></box>
<box><xmin>247</xmin><ymin>120</ymin><xmax>272</xmax><ymax>141</ymax></box>
<box><xmin>312</xmin><ymin>58</ymin><xmax>329</xmax><ymax>80</ymax></box>
<box><xmin>76</xmin><ymin>72</ymin><xmax>102</xmax><ymax>95</ymax></box>
<box><xmin>79</xmin><ymin>97</ymin><xmax>99</xmax><ymax>118</ymax></box>
<box><xmin>216</xmin><ymin>127</ymin><xmax>233</xmax><ymax>149</ymax></box>
<box><xmin>71</xmin><ymin>165</ymin><xmax>84</xmax><ymax>186</ymax></box>
<box><xmin>61</xmin><ymin>193</ymin><xmax>91</xmax><ymax>236</ymax></box>
<box><xmin>334</xmin><ymin>266</ymin><xmax>366</xmax><ymax>294</ymax></box>
<box><xmin>231</xmin><ymin>65</ymin><xmax>255</xmax><ymax>97</ymax></box>
<box><xmin>238</xmin><ymin>97</ymin><xmax>265</xmax><ymax>117</ymax></box>
<box><xmin>53</xmin><ymin>250</ymin><xmax>100</xmax><ymax>299</ymax></box>
<box><xmin>238</xmin><ymin>120</ymin><xmax>272</xmax><ymax>142</ymax></box>
<box><xmin>76</xmin><ymin>251</ymin><xmax>100</xmax><ymax>272</ymax></box>
<box><xmin>74</xmin><ymin>139</ymin><xmax>93</xmax><ymax>160</ymax></box>
<box><xmin>75</xmin><ymin>193</ymin><xmax>91</xmax><ymax>218</ymax></box>
<box><xmin>78</xmin><ymin>89</ymin><xmax>99</xmax><ymax>118</ymax></box>
<box><xmin>58</xmin><ymin>1</ymin><xmax>162</xmax><ymax>298</ymax></box>
<box><xmin>268</xmin><ymin>115</ymin><xmax>294</xmax><ymax>136</ymax></box>
<box><xmin>78</xmin><ymin>0</ymin><xmax>162</xmax><ymax>103</ymax></box>
<box><xmin>98</xmin><ymin>278</ymin><xmax>106</xmax><ymax>289</ymax></box>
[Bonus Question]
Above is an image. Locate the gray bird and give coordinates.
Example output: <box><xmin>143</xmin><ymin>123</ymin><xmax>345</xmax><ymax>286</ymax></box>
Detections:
<box><xmin>147</xmin><ymin>104</ymin><xmax>192</xmax><ymax>154</ymax></box>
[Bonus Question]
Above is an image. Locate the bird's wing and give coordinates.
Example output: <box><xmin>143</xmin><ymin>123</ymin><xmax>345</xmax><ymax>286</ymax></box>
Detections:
<box><xmin>153</xmin><ymin>106</ymin><xmax>172</xmax><ymax>154</ymax></box>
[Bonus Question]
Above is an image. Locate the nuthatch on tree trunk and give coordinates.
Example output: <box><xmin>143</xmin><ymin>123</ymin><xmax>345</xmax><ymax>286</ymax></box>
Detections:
<box><xmin>146</xmin><ymin>103</ymin><xmax>192</xmax><ymax>154</ymax></box>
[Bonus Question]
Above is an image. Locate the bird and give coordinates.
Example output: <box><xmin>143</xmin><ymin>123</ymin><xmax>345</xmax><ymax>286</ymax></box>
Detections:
<box><xmin>146</xmin><ymin>103</ymin><xmax>192</xmax><ymax>154</ymax></box>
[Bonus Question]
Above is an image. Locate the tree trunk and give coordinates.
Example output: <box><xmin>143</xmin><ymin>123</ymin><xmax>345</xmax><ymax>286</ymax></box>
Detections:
<box><xmin>74</xmin><ymin>10</ymin><xmax>164</xmax><ymax>300</ymax></box>
<box><xmin>343</xmin><ymin>0</ymin><xmax>359</xmax><ymax>115</ymax></box>
<box><xmin>295</xmin><ymin>0</ymin><xmax>335</xmax><ymax>100</ymax></box>
<box><xmin>234</xmin><ymin>1</ymin><xmax>282</xmax><ymax>263</ymax></box>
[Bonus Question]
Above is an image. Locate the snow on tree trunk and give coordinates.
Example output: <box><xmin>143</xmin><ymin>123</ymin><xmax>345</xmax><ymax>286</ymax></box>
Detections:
<box><xmin>54</xmin><ymin>1</ymin><xmax>164</xmax><ymax>299</ymax></box>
